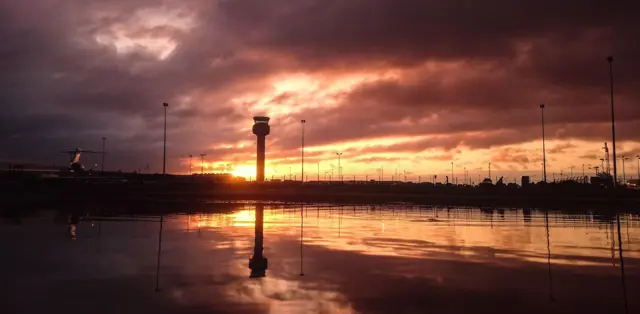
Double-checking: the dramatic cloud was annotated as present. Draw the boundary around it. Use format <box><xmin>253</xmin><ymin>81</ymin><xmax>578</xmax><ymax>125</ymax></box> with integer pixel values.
<box><xmin>1</xmin><ymin>0</ymin><xmax>639</xmax><ymax>178</ymax></box>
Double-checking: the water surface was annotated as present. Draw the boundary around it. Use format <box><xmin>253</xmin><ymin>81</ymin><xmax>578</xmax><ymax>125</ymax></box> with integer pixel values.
<box><xmin>1</xmin><ymin>204</ymin><xmax>638</xmax><ymax>313</ymax></box>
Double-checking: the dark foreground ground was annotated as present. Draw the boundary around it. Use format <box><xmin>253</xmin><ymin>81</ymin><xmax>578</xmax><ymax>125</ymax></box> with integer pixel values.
<box><xmin>4</xmin><ymin>177</ymin><xmax>640</xmax><ymax>212</ymax></box>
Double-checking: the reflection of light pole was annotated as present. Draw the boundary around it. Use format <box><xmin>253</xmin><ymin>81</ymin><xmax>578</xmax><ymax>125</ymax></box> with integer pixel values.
<box><xmin>336</xmin><ymin>152</ymin><xmax>343</xmax><ymax>182</ymax></box>
<box><xmin>155</xmin><ymin>215</ymin><xmax>164</xmax><ymax>292</ymax></box>
<box><xmin>163</xmin><ymin>102</ymin><xmax>169</xmax><ymax>175</ymax></box>
<box><xmin>616</xmin><ymin>213</ymin><xmax>629</xmax><ymax>313</ymax></box>
<box><xmin>301</xmin><ymin>120</ymin><xmax>306</xmax><ymax>182</ymax></box>
<box><xmin>540</xmin><ymin>104</ymin><xmax>547</xmax><ymax>182</ymax></box>
<box><xmin>200</xmin><ymin>153</ymin><xmax>206</xmax><ymax>174</ymax></box>
<box><xmin>101</xmin><ymin>137</ymin><xmax>106</xmax><ymax>174</ymax></box>
<box><xmin>545</xmin><ymin>212</ymin><xmax>555</xmax><ymax>302</ymax></box>
<box><xmin>300</xmin><ymin>205</ymin><xmax>304</xmax><ymax>276</ymax></box>
<box><xmin>607</xmin><ymin>56</ymin><xmax>618</xmax><ymax>187</ymax></box>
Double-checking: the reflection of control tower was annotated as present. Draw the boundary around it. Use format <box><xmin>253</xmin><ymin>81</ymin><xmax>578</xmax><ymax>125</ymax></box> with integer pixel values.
<box><xmin>252</xmin><ymin>116</ymin><xmax>270</xmax><ymax>182</ymax></box>
<box><xmin>249</xmin><ymin>204</ymin><xmax>268</xmax><ymax>277</ymax></box>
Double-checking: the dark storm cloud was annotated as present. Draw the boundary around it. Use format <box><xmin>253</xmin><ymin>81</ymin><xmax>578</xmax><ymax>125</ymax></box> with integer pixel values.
<box><xmin>0</xmin><ymin>0</ymin><xmax>269</xmax><ymax>170</ymax></box>
<box><xmin>215</xmin><ymin>0</ymin><xmax>640</xmax><ymax>152</ymax></box>
<box><xmin>1</xmin><ymin>0</ymin><xmax>639</xmax><ymax>170</ymax></box>
<box><xmin>219</xmin><ymin>0</ymin><xmax>639</xmax><ymax>67</ymax></box>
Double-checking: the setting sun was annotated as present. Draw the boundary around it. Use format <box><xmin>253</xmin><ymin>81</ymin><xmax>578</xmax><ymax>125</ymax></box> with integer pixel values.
<box><xmin>231</xmin><ymin>165</ymin><xmax>257</xmax><ymax>179</ymax></box>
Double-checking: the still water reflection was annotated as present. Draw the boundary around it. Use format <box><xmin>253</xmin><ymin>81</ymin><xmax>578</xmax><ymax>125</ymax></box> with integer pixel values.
<box><xmin>1</xmin><ymin>205</ymin><xmax>639</xmax><ymax>314</ymax></box>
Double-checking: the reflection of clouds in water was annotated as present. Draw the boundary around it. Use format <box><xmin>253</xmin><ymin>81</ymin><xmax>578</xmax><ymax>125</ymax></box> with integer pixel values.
<box><xmin>226</xmin><ymin>277</ymin><xmax>357</xmax><ymax>314</ymax></box>
<box><xmin>188</xmin><ymin>207</ymin><xmax>640</xmax><ymax>270</ymax></box>
<box><xmin>183</xmin><ymin>207</ymin><xmax>640</xmax><ymax>272</ymax></box>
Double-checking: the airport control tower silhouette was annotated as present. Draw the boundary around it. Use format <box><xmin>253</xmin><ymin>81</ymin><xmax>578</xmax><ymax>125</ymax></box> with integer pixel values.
<box><xmin>252</xmin><ymin>116</ymin><xmax>270</xmax><ymax>181</ymax></box>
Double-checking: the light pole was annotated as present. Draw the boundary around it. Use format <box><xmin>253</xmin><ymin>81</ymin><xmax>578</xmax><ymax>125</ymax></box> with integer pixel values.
<box><xmin>317</xmin><ymin>162</ymin><xmax>320</xmax><ymax>182</ymax></box>
<box><xmin>336</xmin><ymin>152</ymin><xmax>343</xmax><ymax>182</ymax></box>
<box><xmin>450</xmin><ymin>162</ymin><xmax>454</xmax><ymax>183</ymax></box>
<box><xmin>600</xmin><ymin>158</ymin><xmax>605</xmax><ymax>174</ymax></box>
<box><xmin>301</xmin><ymin>120</ymin><xmax>306</xmax><ymax>182</ymax></box>
<box><xmin>463</xmin><ymin>167</ymin><xmax>467</xmax><ymax>185</ymax></box>
<box><xmin>637</xmin><ymin>155</ymin><xmax>640</xmax><ymax>182</ymax></box>
<box><xmin>488</xmin><ymin>161</ymin><xmax>491</xmax><ymax>180</ymax></box>
<box><xmin>189</xmin><ymin>154</ymin><xmax>192</xmax><ymax>175</ymax></box>
<box><xmin>540</xmin><ymin>104</ymin><xmax>547</xmax><ymax>182</ymax></box>
<box><xmin>163</xmin><ymin>102</ymin><xmax>168</xmax><ymax>175</ymax></box>
<box><xmin>200</xmin><ymin>153</ymin><xmax>206</xmax><ymax>174</ymax></box>
<box><xmin>621</xmin><ymin>156</ymin><xmax>629</xmax><ymax>184</ymax></box>
<box><xmin>101</xmin><ymin>137</ymin><xmax>106</xmax><ymax>174</ymax></box>
<box><xmin>607</xmin><ymin>56</ymin><xmax>618</xmax><ymax>186</ymax></box>
<box><xmin>289</xmin><ymin>166</ymin><xmax>292</xmax><ymax>180</ymax></box>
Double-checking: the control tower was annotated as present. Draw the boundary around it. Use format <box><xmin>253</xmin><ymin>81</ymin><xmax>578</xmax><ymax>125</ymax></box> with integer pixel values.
<box><xmin>252</xmin><ymin>116</ymin><xmax>270</xmax><ymax>181</ymax></box>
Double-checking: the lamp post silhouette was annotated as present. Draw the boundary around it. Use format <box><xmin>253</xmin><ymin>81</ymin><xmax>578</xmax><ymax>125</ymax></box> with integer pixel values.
<box><xmin>253</xmin><ymin>116</ymin><xmax>270</xmax><ymax>181</ymax></box>
<box><xmin>301</xmin><ymin>120</ymin><xmax>305</xmax><ymax>182</ymax></box>
<box><xmin>621</xmin><ymin>156</ymin><xmax>629</xmax><ymax>184</ymax></box>
<box><xmin>463</xmin><ymin>167</ymin><xmax>466</xmax><ymax>185</ymax></box>
<box><xmin>200</xmin><ymin>153</ymin><xmax>206</xmax><ymax>174</ymax></box>
<box><xmin>189</xmin><ymin>155</ymin><xmax>192</xmax><ymax>175</ymax></box>
<box><xmin>540</xmin><ymin>104</ymin><xmax>547</xmax><ymax>182</ymax></box>
<box><xmin>636</xmin><ymin>155</ymin><xmax>640</xmax><ymax>181</ymax></box>
<box><xmin>162</xmin><ymin>102</ymin><xmax>168</xmax><ymax>175</ymax></box>
<box><xmin>451</xmin><ymin>162</ymin><xmax>454</xmax><ymax>184</ymax></box>
<box><xmin>101</xmin><ymin>137</ymin><xmax>106</xmax><ymax>174</ymax></box>
<box><xmin>607</xmin><ymin>56</ymin><xmax>618</xmax><ymax>186</ymax></box>
<box><xmin>336</xmin><ymin>152</ymin><xmax>343</xmax><ymax>182</ymax></box>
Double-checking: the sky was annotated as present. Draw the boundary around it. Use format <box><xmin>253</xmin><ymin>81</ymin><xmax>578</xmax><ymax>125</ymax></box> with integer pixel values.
<box><xmin>1</xmin><ymin>0</ymin><xmax>639</xmax><ymax>182</ymax></box>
